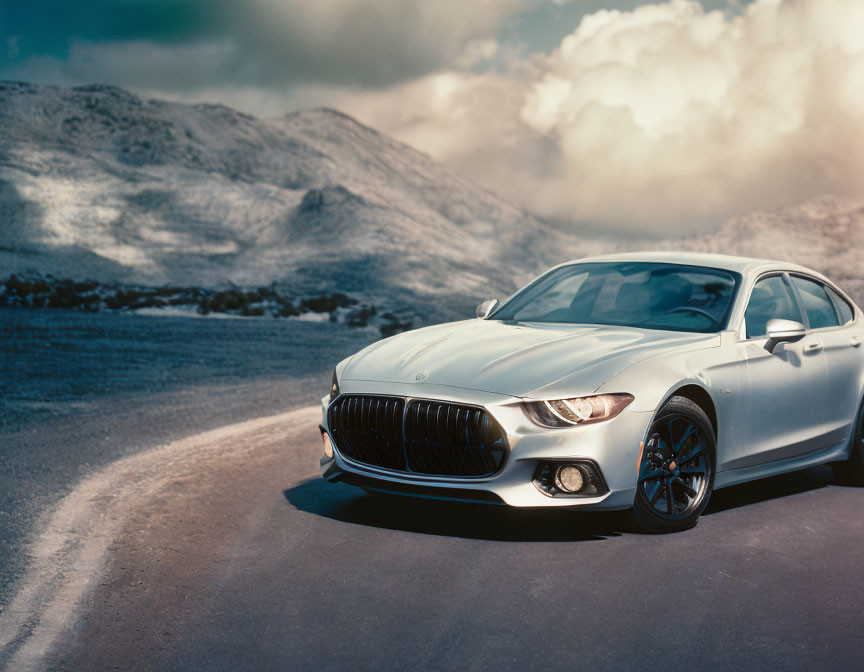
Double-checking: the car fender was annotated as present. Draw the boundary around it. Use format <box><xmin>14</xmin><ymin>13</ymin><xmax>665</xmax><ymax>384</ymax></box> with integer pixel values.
<box><xmin>594</xmin><ymin>331</ymin><xmax>735</xmax><ymax>415</ymax></box>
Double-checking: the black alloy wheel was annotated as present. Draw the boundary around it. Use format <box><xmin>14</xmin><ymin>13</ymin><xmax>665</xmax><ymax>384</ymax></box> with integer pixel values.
<box><xmin>631</xmin><ymin>396</ymin><xmax>716</xmax><ymax>533</ymax></box>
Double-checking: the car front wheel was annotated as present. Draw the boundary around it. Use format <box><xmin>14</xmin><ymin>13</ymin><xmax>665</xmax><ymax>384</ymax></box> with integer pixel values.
<box><xmin>631</xmin><ymin>396</ymin><xmax>716</xmax><ymax>534</ymax></box>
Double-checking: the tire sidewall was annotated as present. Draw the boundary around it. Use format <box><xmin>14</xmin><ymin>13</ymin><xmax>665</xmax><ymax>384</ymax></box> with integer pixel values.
<box><xmin>851</xmin><ymin>401</ymin><xmax>864</xmax><ymax>469</ymax></box>
<box><xmin>834</xmin><ymin>397</ymin><xmax>864</xmax><ymax>485</ymax></box>
<box><xmin>632</xmin><ymin>396</ymin><xmax>717</xmax><ymax>533</ymax></box>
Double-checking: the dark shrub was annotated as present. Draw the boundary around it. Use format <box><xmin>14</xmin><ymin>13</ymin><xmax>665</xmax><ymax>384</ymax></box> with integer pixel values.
<box><xmin>6</xmin><ymin>274</ymin><xmax>33</xmax><ymax>297</ymax></box>
<box><xmin>277</xmin><ymin>302</ymin><xmax>300</xmax><ymax>317</ymax></box>
<box><xmin>105</xmin><ymin>289</ymin><xmax>144</xmax><ymax>310</ymax></box>
<box><xmin>80</xmin><ymin>294</ymin><xmax>101</xmax><ymax>312</ymax></box>
<box><xmin>48</xmin><ymin>284</ymin><xmax>83</xmax><ymax>309</ymax></box>
<box><xmin>300</xmin><ymin>292</ymin><xmax>357</xmax><ymax>313</ymax></box>
<box><xmin>242</xmin><ymin>305</ymin><xmax>266</xmax><ymax>317</ymax></box>
<box><xmin>345</xmin><ymin>305</ymin><xmax>377</xmax><ymax>327</ymax></box>
<box><xmin>32</xmin><ymin>279</ymin><xmax>51</xmax><ymax>295</ymax></box>
<box><xmin>73</xmin><ymin>280</ymin><xmax>99</xmax><ymax>293</ymax></box>
<box><xmin>257</xmin><ymin>286</ymin><xmax>279</xmax><ymax>300</ymax></box>
<box><xmin>209</xmin><ymin>290</ymin><xmax>248</xmax><ymax>313</ymax></box>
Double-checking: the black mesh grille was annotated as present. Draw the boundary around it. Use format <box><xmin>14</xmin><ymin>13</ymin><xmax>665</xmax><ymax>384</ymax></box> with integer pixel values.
<box><xmin>328</xmin><ymin>395</ymin><xmax>507</xmax><ymax>478</ymax></box>
<box><xmin>404</xmin><ymin>399</ymin><xmax>507</xmax><ymax>476</ymax></box>
<box><xmin>328</xmin><ymin>395</ymin><xmax>406</xmax><ymax>471</ymax></box>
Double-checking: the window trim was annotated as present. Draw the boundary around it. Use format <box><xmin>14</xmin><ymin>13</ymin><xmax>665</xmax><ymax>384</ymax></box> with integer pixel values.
<box><xmin>824</xmin><ymin>284</ymin><xmax>855</xmax><ymax>327</ymax></box>
<box><xmin>738</xmin><ymin>270</ymin><xmax>856</xmax><ymax>342</ymax></box>
<box><xmin>739</xmin><ymin>272</ymin><xmax>804</xmax><ymax>341</ymax></box>
<box><xmin>786</xmin><ymin>273</ymin><xmax>844</xmax><ymax>333</ymax></box>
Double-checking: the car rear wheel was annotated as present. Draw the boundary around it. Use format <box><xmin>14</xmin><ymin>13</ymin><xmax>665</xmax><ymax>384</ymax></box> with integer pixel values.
<box><xmin>631</xmin><ymin>396</ymin><xmax>716</xmax><ymax>534</ymax></box>
<box><xmin>832</xmin><ymin>398</ymin><xmax>864</xmax><ymax>486</ymax></box>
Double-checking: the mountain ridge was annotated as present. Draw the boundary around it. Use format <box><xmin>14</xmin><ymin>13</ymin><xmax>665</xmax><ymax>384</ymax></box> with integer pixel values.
<box><xmin>0</xmin><ymin>80</ymin><xmax>575</xmax><ymax>320</ymax></box>
<box><xmin>2</xmin><ymin>81</ymin><xmax>863</xmax><ymax>318</ymax></box>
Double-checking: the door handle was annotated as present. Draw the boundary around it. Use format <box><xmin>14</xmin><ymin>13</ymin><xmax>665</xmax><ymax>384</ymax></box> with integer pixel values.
<box><xmin>804</xmin><ymin>341</ymin><xmax>823</xmax><ymax>353</ymax></box>
<box><xmin>852</xmin><ymin>336</ymin><xmax>861</xmax><ymax>348</ymax></box>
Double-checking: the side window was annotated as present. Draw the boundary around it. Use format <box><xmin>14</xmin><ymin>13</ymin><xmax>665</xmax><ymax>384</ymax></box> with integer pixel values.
<box><xmin>790</xmin><ymin>276</ymin><xmax>839</xmax><ymax>330</ymax></box>
<box><xmin>744</xmin><ymin>275</ymin><xmax>803</xmax><ymax>338</ymax></box>
<box><xmin>826</xmin><ymin>286</ymin><xmax>854</xmax><ymax>325</ymax></box>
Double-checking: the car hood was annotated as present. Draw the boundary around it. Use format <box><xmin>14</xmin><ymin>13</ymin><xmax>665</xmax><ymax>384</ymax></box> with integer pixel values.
<box><xmin>342</xmin><ymin>319</ymin><xmax>717</xmax><ymax>398</ymax></box>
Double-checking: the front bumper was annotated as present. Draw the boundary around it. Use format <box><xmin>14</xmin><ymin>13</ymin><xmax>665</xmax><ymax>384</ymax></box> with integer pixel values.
<box><xmin>319</xmin><ymin>380</ymin><xmax>650</xmax><ymax>510</ymax></box>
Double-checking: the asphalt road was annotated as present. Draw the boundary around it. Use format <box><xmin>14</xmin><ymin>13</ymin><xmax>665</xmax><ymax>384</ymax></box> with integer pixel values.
<box><xmin>4</xmin><ymin>310</ymin><xmax>864</xmax><ymax>670</ymax></box>
<box><xmin>5</xmin><ymin>407</ymin><xmax>863</xmax><ymax>671</ymax></box>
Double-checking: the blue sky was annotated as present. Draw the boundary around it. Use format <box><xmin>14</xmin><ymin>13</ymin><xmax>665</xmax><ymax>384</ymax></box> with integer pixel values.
<box><xmin>505</xmin><ymin>0</ymin><xmax>743</xmax><ymax>52</ymax></box>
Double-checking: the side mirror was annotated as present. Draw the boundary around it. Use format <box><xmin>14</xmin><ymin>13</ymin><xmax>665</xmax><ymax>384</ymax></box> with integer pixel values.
<box><xmin>476</xmin><ymin>298</ymin><xmax>499</xmax><ymax>319</ymax></box>
<box><xmin>765</xmin><ymin>318</ymin><xmax>806</xmax><ymax>353</ymax></box>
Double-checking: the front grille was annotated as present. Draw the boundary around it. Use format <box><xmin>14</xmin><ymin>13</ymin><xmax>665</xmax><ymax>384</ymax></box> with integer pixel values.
<box><xmin>328</xmin><ymin>395</ymin><xmax>508</xmax><ymax>478</ymax></box>
<box><xmin>404</xmin><ymin>399</ymin><xmax>507</xmax><ymax>477</ymax></box>
<box><xmin>328</xmin><ymin>395</ymin><xmax>406</xmax><ymax>471</ymax></box>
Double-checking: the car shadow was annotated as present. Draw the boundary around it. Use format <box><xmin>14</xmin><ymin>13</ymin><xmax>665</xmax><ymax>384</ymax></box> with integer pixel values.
<box><xmin>704</xmin><ymin>464</ymin><xmax>834</xmax><ymax>515</ymax></box>
<box><xmin>285</xmin><ymin>464</ymin><xmax>837</xmax><ymax>541</ymax></box>
<box><xmin>283</xmin><ymin>479</ymin><xmax>626</xmax><ymax>542</ymax></box>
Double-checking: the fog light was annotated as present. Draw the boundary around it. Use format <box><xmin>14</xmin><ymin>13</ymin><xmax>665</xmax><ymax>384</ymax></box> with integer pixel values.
<box><xmin>322</xmin><ymin>432</ymin><xmax>334</xmax><ymax>458</ymax></box>
<box><xmin>533</xmin><ymin>460</ymin><xmax>607</xmax><ymax>498</ymax></box>
<box><xmin>554</xmin><ymin>464</ymin><xmax>585</xmax><ymax>493</ymax></box>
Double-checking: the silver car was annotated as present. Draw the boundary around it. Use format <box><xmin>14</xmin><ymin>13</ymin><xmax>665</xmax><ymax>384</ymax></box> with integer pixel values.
<box><xmin>319</xmin><ymin>252</ymin><xmax>864</xmax><ymax>532</ymax></box>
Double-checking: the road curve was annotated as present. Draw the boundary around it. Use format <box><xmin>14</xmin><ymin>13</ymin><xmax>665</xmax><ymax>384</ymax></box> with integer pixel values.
<box><xmin>4</xmin><ymin>405</ymin><xmax>864</xmax><ymax>670</ymax></box>
<box><xmin>0</xmin><ymin>407</ymin><xmax>318</xmax><ymax>671</ymax></box>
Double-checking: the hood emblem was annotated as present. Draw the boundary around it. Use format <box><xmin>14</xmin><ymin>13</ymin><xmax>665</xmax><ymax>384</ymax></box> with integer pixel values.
<box><xmin>414</xmin><ymin>372</ymin><xmax>428</xmax><ymax>381</ymax></box>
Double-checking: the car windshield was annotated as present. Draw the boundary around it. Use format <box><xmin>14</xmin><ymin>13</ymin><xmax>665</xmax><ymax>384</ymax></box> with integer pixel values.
<box><xmin>491</xmin><ymin>262</ymin><xmax>739</xmax><ymax>333</ymax></box>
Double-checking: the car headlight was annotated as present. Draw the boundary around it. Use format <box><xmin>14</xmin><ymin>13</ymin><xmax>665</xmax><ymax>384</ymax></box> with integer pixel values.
<box><xmin>329</xmin><ymin>368</ymin><xmax>340</xmax><ymax>401</ymax></box>
<box><xmin>524</xmin><ymin>394</ymin><xmax>634</xmax><ymax>427</ymax></box>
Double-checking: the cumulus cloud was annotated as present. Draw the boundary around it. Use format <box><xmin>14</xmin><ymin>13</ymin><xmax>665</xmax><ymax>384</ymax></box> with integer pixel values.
<box><xmin>341</xmin><ymin>0</ymin><xmax>864</xmax><ymax>232</ymax></box>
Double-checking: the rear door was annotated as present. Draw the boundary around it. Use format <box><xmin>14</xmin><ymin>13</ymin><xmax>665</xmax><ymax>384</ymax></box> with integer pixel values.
<box><xmin>723</xmin><ymin>273</ymin><xmax>829</xmax><ymax>470</ymax></box>
<box><xmin>789</xmin><ymin>275</ymin><xmax>864</xmax><ymax>443</ymax></box>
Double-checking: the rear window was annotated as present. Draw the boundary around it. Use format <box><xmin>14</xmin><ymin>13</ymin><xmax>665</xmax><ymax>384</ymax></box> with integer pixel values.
<box><xmin>826</xmin><ymin>286</ymin><xmax>854</xmax><ymax>325</ymax></box>
<box><xmin>790</xmin><ymin>276</ymin><xmax>839</xmax><ymax>330</ymax></box>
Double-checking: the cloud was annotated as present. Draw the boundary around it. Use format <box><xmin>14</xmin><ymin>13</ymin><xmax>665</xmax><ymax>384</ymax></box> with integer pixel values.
<box><xmin>338</xmin><ymin>0</ymin><xmax>864</xmax><ymax>233</ymax></box>
<box><xmin>4</xmin><ymin>0</ymin><xmax>862</xmax><ymax>234</ymax></box>
<box><xmin>1</xmin><ymin>0</ymin><xmax>537</xmax><ymax>88</ymax></box>
<box><xmin>5</xmin><ymin>40</ymin><xmax>240</xmax><ymax>90</ymax></box>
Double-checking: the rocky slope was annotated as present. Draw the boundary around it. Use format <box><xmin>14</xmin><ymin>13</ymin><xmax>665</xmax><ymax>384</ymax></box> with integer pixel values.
<box><xmin>0</xmin><ymin>81</ymin><xmax>583</xmax><ymax>320</ymax></box>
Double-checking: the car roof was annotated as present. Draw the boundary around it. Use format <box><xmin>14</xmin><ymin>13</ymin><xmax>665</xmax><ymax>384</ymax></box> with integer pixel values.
<box><xmin>560</xmin><ymin>251</ymin><xmax>824</xmax><ymax>279</ymax></box>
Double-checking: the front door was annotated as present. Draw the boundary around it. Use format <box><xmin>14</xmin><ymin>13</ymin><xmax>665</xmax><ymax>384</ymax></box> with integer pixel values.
<box><xmin>721</xmin><ymin>274</ymin><xmax>828</xmax><ymax>470</ymax></box>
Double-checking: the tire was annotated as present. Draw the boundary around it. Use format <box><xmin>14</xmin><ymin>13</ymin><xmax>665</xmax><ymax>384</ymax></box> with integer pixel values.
<box><xmin>630</xmin><ymin>396</ymin><xmax>716</xmax><ymax>534</ymax></box>
<box><xmin>832</xmin><ymin>399</ymin><xmax>864</xmax><ymax>486</ymax></box>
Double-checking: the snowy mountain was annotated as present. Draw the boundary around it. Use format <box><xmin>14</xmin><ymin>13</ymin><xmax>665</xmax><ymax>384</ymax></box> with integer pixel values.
<box><xmin>2</xmin><ymin>81</ymin><xmax>863</xmax><ymax>319</ymax></box>
<box><xmin>0</xmin><ymin>81</ymin><xmax>582</xmax><ymax>319</ymax></box>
